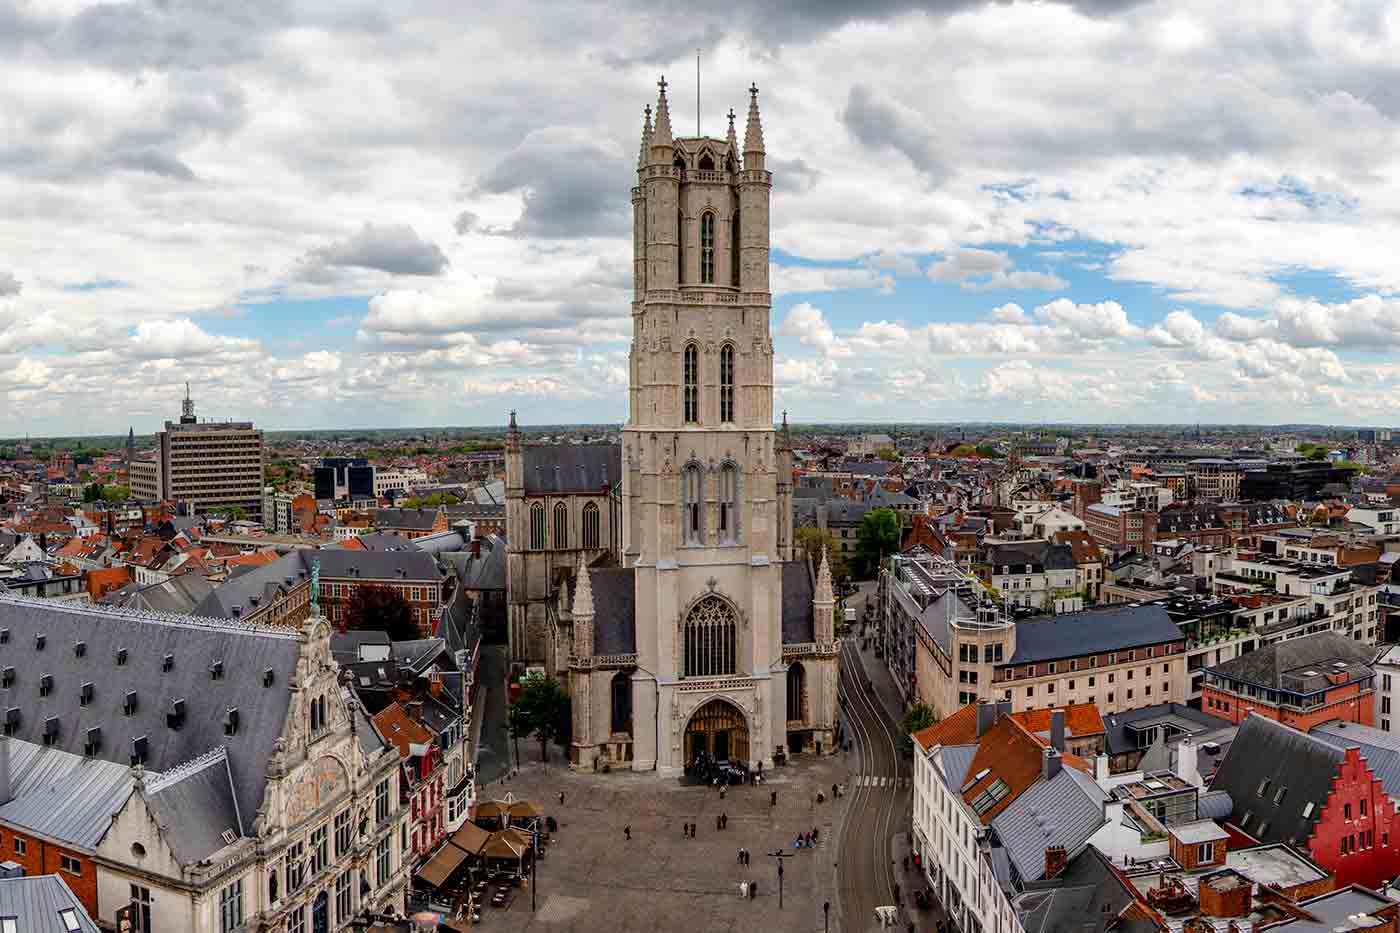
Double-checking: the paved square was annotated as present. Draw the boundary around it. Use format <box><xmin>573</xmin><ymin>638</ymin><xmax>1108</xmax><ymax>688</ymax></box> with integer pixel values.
<box><xmin>479</xmin><ymin>752</ymin><xmax>859</xmax><ymax>931</ymax></box>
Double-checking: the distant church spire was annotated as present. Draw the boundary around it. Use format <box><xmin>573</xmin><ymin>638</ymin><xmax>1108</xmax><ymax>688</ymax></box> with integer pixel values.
<box><xmin>638</xmin><ymin>104</ymin><xmax>653</xmax><ymax>168</ymax></box>
<box><xmin>743</xmin><ymin>82</ymin><xmax>765</xmax><ymax>169</ymax></box>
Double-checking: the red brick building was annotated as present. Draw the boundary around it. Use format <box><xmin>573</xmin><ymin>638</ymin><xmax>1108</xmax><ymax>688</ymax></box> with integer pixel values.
<box><xmin>1200</xmin><ymin>632</ymin><xmax>1375</xmax><ymax>731</ymax></box>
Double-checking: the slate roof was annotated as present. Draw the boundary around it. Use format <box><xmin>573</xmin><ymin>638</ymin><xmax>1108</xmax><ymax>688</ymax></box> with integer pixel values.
<box><xmin>1100</xmin><ymin>702</ymin><xmax>1233</xmax><ymax>757</ymax></box>
<box><xmin>521</xmin><ymin>445</ymin><xmax>620</xmax><ymax>494</ymax></box>
<box><xmin>441</xmin><ymin>534</ymin><xmax>507</xmax><ymax>592</ymax></box>
<box><xmin>0</xmin><ymin>738</ymin><xmax>133</xmax><ymax>850</ymax></box>
<box><xmin>0</xmin><ymin>594</ymin><xmax>300</xmax><ymax>826</ymax></box>
<box><xmin>355</xmin><ymin>531</ymin><xmax>417</xmax><ymax>551</ymax></box>
<box><xmin>589</xmin><ymin>567</ymin><xmax>636</xmax><ymax>655</ymax></box>
<box><xmin>988</xmin><ymin>542</ymin><xmax>1076</xmax><ymax>573</ymax></box>
<box><xmin>144</xmin><ymin>747</ymin><xmax>243</xmax><ymax>864</ymax></box>
<box><xmin>1206</xmin><ymin>631</ymin><xmax>1375</xmax><ymax>691</ymax></box>
<box><xmin>1310</xmin><ymin>720</ymin><xmax>1400</xmax><ymax>799</ymax></box>
<box><xmin>1009</xmin><ymin>604</ymin><xmax>1182</xmax><ymax>665</ymax></box>
<box><xmin>0</xmin><ymin>875</ymin><xmax>99</xmax><ymax>932</ymax></box>
<box><xmin>825</xmin><ymin>499</ymin><xmax>871</xmax><ymax>524</ymax></box>
<box><xmin>992</xmin><ymin>765</ymin><xmax>1107</xmax><ymax>884</ymax></box>
<box><xmin>1209</xmin><ymin>713</ymin><xmax>1343</xmax><ymax>847</ymax></box>
<box><xmin>99</xmin><ymin>574</ymin><xmax>216</xmax><ymax>614</ymax></box>
<box><xmin>373</xmin><ymin>509</ymin><xmax>442</xmax><ymax>532</ymax></box>
<box><xmin>781</xmin><ymin>560</ymin><xmax>815</xmax><ymax>644</ymax></box>
<box><xmin>915</xmin><ymin>702</ymin><xmax>1104</xmax><ymax>752</ymax></box>
<box><xmin>1015</xmin><ymin>846</ymin><xmax>1148</xmax><ymax>933</ymax></box>
<box><xmin>193</xmin><ymin>548</ymin><xmax>441</xmax><ymax>620</ymax></box>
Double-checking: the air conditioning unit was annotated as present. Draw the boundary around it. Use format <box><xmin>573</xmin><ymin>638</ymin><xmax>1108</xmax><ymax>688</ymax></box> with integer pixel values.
<box><xmin>0</xmin><ymin>861</ymin><xmax>22</xmax><ymax>879</ymax></box>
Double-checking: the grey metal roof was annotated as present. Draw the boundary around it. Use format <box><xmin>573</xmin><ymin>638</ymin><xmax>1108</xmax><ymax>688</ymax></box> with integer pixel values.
<box><xmin>1264</xmin><ymin>886</ymin><xmax>1397</xmax><ymax>933</ymax></box>
<box><xmin>781</xmin><ymin>561</ymin><xmax>814</xmax><ymax>644</ymax></box>
<box><xmin>590</xmin><ymin>567</ymin><xmax>635</xmax><ymax>655</ymax></box>
<box><xmin>0</xmin><ymin>594</ymin><xmax>300</xmax><ymax>826</ymax></box>
<box><xmin>411</xmin><ymin>528</ymin><xmax>470</xmax><ymax>555</ymax></box>
<box><xmin>1197</xmin><ymin>789</ymin><xmax>1234</xmax><ymax>821</ymax></box>
<box><xmin>1009</xmin><ymin>604</ymin><xmax>1182</xmax><ymax>665</ymax></box>
<box><xmin>522</xmin><ymin>445</ymin><xmax>620</xmax><ymax>494</ymax></box>
<box><xmin>1206</xmin><ymin>632</ymin><xmax>1375</xmax><ymax>690</ymax></box>
<box><xmin>1015</xmin><ymin>847</ymin><xmax>1147</xmax><ymax>933</ymax></box>
<box><xmin>355</xmin><ymin>531</ymin><xmax>417</xmax><ymax>551</ymax></box>
<box><xmin>940</xmin><ymin>744</ymin><xmax>977</xmax><ymax>791</ymax></box>
<box><xmin>0</xmin><ymin>875</ymin><xmax>100</xmax><ymax>932</ymax></box>
<box><xmin>0</xmin><ymin>738</ymin><xmax>132</xmax><ymax>850</ymax></box>
<box><xmin>144</xmin><ymin>747</ymin><xmax>243</xmax><ymax>865</ymax></box>
<box><xmin>1210</xmin><ymin>713</ymin><xmax>1342</xmax><ymax>847</ymax></box>
<box><xmin>440</xmin><ymin>535</ymin><xmax>506</xmax><ymax>592</ymax></box>
<box><xmin>1310</xmin><ymin>720</ymin><xmax>1400</xmax><ymax>798</ymax></box>
<box><xmin>1100</xmin><ymin>702</ymin><xmax>1232</xmax><ymax>756</ymax></box>
<box><xmin>100</xmin><ymin>574</ymin><xmax>215</xmax><ymax>614</ymax></box>
<box><xmin>373</xmin><ymin>509</ymin><xmax>441</xmax><ymax>531</ymax></box>
<box><xmin>991</xmin><ymin>765</ymin><xmax>1106</xmax><ymax>883</ymax></box>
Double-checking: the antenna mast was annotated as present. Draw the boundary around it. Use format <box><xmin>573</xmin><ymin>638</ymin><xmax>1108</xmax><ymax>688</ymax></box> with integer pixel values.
<box><xmin>696</xmin><ymin>48</ymin><xmax>701</xmax><ymax>136</ymax></box>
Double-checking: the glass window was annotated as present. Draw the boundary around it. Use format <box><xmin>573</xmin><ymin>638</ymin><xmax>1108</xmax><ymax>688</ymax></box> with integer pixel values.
<box><xmin>553</xmin><ymin>502</ymin><xmax>568</xmax><ymax>550</ymax></box>
<box><xmin>683</xmin><ymin>344</ymin><xmax>699</xmax><ymax>423</ymax></box>
<box><xmin>731</xmin><ymin>210</ymin><xmax>741</xmax><ymax>287</ymax></box>
<box><xmin>336</xmin><ymin>869</ymin><xmax>353</xmax><ymax>922</ymax></box>
<box><xmin>219</xmin><ymin>878</ymin><xmax>244</xmax><ymax>933</ymax></box>
<box><xmin>376</xmin><ymin>779</ymin><xmax>390</xmax><ymax>824</ymax></box>
<box><xmin>700</xmin><ymin>212</ymin><xmax>715</xmax><ymax>283</ymax></box>
<box><xmin>376</xmin><ymin>836</ymin><xmax>391</xmax><ymax>888</ymax></box>
<box><xmin>529</xmin><ymin>502</ymin><xmax>545</xmax><ymax>550</ymax></box>
<box><xmin>335</xmin><ymin>809</ymin><xmax>353</xmax><ymax>858</ymax></box>
<box><xmin>719</xmin><ymin>344</ymin><xmax>735</xmax><ymax>423</ymax></box>
<box><xmin>582</xmin><ymin>502</ymin><xmax>600</xmax><ymax>550</ymax></box>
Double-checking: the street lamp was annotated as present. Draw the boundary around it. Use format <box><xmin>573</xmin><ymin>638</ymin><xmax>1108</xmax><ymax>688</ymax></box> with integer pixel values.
<box><xmin>823</xmin><ymin>899</ymin><xmax>830</xmax><ymax>933</ymax></box>
<box><xmin>767</xmin><ymin>850</ymin><xmax>794</xmax><ymax>910</ymax></box>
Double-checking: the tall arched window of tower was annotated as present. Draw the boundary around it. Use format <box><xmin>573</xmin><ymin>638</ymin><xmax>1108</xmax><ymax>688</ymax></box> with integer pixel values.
<box><xmin>683</xmin><ymin>595</ymin><xmax>737</xmax><ymax>677</ymax></box>
<box><xmin>718</xmin><ymin>462</ymin><xmax>740</xmax><ymax>543</ymax></box>
<box><xmin>582</xmin><ymin>501</ymin><xmax>600</xmax><ymax>550</ymax></box>
<box><xmin>719</xmin><ymin>344</ymin><xmax>735</xmax><ymax>424</ymax></box>
<box><xmin>731</xmin><ymin>210</ymin><xmax>741</xmax><ymax>287</ymax></box>
<box><xmin>553</xmin><ymin>501</ymin><xmax>568</xmax><ymax>550</ymax></box>
<box><xmin>529</xmin><ymin>502</ymin><xmax>546</xmax><ymax>550</ymax></box>
<box><xmin>682</xmin><ymin>463</ymin><xmax>704</xmax><ymax>545</ymax></box>
<box><xmin>683</xmin><ymin>343</ymin><xmax>699</xmax><ymax>424</ymax></box>
<box><xmin>677</xmin><ymin>209</ymin><xmax>685</xmax><ymax>285</ymax></box>
<box><xmin>700</xmin><ymin>212</ymin><xmax>715</xmax><ymax>284</ymax></box>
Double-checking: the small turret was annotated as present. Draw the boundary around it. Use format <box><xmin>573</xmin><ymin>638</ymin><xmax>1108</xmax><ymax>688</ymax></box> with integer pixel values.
<box><xmin>571</xmin><ymin>554</ymin><xmax>594</xmax><ymax>660</ymax></box>
<box><xmin>743</xmin><ymin>83</ymin><xmax>765</xmax><ymax>171</ymax></box>
<box><xmin>638</xmin><ymin>104</ymin><xmax>652</xmax><ymax>169</ymax></box>
<box><xmin>814</xmin><ymin>548</ymin><xmax>835</xmax><ymax>644</ymax></box>
<box><xmin>650</xmin><ymin>75</ymin><xmax>675</xmax><ymax>162</ymax></box>
<box><xmin>725</xmin><ymin>107</ymin><xmax>738</xmax><ymax>159</ymax></box>
<box><xmin>506</xmin><ymin>409</ymin><xmax>520</xmax><ymax>452</ymax></box>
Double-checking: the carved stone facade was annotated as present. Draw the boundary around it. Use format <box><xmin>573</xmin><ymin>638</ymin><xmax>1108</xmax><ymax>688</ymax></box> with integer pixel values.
<box><xmin>559</xmin><ymin>80</ymin><xmax>836</xmax><ymax>774</ymax></box>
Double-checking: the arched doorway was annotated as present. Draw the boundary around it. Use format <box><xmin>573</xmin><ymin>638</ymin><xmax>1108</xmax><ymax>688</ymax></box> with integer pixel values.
<box><xmin>312</xmin><ymin>890</ymin><xmax>329</xmax><ymax>933</ymax></box>
<box><xmin>685</xmin><ymin>698</ymin><xmax>749</xmax><ymax>765</ymax></box>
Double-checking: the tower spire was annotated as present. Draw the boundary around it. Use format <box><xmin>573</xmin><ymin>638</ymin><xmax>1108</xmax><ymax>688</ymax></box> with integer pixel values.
<box><xmin>743</xmin><ymin>82</ymin><xmax>765</xmax><ymax>170</ymax></box>
<box><xmin>572</xmin><ymin>554</ymin><xmax>594</xmax><ymax>620</ymax></box>
<box><xmin>638</xmin><ymin>104</ymin><xmax>653</xmax><ymax>168</ymax></box>
<box><xmin>816</xmin><ymin>547</ymin><xmax>834</xmax><ymax>605</ymax></box>
<box><xmin>651</xmin><ymin>75</ymin><xmax>674</xmax><ymax>154</ymax></box>
<box><xmin>726</xmin><ymin>107</ymin><xmax>738</xmax><ymax>153</ymax></box>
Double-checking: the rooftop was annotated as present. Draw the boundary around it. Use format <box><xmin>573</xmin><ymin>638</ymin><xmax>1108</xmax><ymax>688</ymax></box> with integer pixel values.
<box><xmin>1009</xmin><ymin>604</ymin><xmax>1183</xmax><ymax>665</ymax></box>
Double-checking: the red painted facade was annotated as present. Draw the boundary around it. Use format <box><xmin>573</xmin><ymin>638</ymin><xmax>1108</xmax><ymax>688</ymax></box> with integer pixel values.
<box><xmin>1303</xmin><ymin>747</ymin><xmax>1400</xmax><ymax>889</ymax></box>
<box><xmin>1201</xmin><ymin>681</ymin><xmax>1373</xmax><ymax>731</ymax></box>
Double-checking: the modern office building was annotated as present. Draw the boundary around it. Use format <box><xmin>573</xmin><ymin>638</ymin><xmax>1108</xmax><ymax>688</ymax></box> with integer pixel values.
<box><xmin>134</xmin><ymin>385</ymin><xmax>266</xmax><ymax>519</ymax></box>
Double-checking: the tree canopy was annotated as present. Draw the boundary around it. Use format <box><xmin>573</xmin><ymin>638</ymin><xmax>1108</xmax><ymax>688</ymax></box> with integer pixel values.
<box><xmin>898</xmin><ymin>703</ymin><xmax>937</xmax><ymax>757</ymax></box>
<box><xmin>853</xmin><ymin>507</ymin><xmax>901</xmax><ymax>579</ymax></box>
<box><xmin>794</xmin><ymin>526</ymin><xmax>848</xmax><ymax>580</ymax></box>
<box><xmin>509</xmin><ymin>675</ymin><xmax>572</xmax><ymax>763</ymax></box>
<box><xmin>342</xmin><ymin>583</ymin><xmax>419</xmax><ymax>641</ymax></box>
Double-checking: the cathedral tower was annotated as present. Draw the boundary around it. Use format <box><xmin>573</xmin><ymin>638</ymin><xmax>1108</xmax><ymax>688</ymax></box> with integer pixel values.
<box><xmin>614</xmin><ymin>79</ymin><xmax>823</xmax><ymax>774</ymax></box>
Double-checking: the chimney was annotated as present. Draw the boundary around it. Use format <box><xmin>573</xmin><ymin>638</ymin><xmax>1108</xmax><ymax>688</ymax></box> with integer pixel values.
<box><xmin>0</xmin><ymin>737</ymin><xmax>11</xmax><ymax>806</ymax></box>
<box><xmin>407</xmin><ymin>700</ymin><xmax>424</xmax><ymax>722</ymax></box>
<box><xmin>975</xmin><ymin>701</ymin><xmax>999</xmax><ymax>737</ymax></box>
<box><xmin>471</xmin><ymin>537</ymin><xmax>481</xmax><ymax>559</ymax></box>
<box><xmin>1044</xmin><ymin>845</ymin><xmax>1068</xmax><ymax>879</ymax></box>
<box><xmin>1050</xmin><ymin>709</ymin><xmax>1066</xmax><ymax>752</ymax></box>
<box><xmin>1042</xmin><ymin>746</ymin><xmax>1062</xmax><ymax>781</ymax></box>
<box><xmin>996</xmin><ymin>699</ymin><xmax>1013</xmax><ymax>720</ymax></box>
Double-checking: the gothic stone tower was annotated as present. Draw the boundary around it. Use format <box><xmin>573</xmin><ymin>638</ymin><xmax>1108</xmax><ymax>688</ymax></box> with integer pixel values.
<box><xmin>578</xmin><ymin>78</ymin><xmax>831</xmax><ymax>774</ymax></box>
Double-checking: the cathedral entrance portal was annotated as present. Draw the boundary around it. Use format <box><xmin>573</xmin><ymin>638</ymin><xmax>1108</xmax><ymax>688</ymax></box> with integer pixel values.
<box><xmin>685</xmin><ymin>698</ymin><xmax>750</xmax><ymax>765</ymax></box>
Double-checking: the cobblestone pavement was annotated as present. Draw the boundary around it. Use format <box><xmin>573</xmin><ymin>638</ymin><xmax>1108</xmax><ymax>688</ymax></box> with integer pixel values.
<box><xmin>477</xmin><ymin>753</ymin><xmax>856</xmax><ymax>931</ymax></box>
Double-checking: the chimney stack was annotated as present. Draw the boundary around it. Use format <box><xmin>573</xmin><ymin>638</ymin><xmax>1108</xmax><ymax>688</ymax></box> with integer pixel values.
<box><xmin>1044</xmin><ymin>845</ymin><xmax>1068</xmax><ymax>879</ymax></box>
<box><xmin>1050</xmin><ymin>709</ymin><xmax>1066</xmax><ymax>752</ymax></box>
<box><xmin>975</xmin><ymin>701</ymin><xmax>999</xmax><ymax>737</ymax></box>
<box><xmin>1042</xmin><ymin>746</ymin><xmax>1062</xmax><ymax>781</ymax></box>
<box><xmin>471</xmin><ymin>537</ymin><xmax>481</xmax><ymax>560</ymax></box>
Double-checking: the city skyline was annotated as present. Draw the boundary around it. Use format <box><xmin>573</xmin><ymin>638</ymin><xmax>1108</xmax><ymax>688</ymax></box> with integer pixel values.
<box><xmin>5</xmin><ymin>2</ymin><xmax>1400</xmax><ymax>433</ymax></box>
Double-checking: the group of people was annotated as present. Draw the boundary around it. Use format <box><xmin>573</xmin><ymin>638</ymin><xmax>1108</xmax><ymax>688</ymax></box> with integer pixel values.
<box><xmin>793</xmin><ymin>827</ymin><xmax>820</xmax><ymax>849</ymax></box>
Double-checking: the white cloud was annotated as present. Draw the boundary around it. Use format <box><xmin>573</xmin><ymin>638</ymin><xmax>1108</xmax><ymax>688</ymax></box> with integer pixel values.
<box><xmin>927</xmin><ymin>248</ymin><xmax>1066</xmax><ymax>291</ymax></box>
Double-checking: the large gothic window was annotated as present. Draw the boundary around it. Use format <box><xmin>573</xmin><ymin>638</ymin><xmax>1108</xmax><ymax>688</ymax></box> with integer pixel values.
<box><xmin>582</xmin><ymin>501</ymin><xmax>600</xmax><ymax>550</ymax></box>
<box><xmin>529</xmin><ymin>502</ymin><xmax>546</xmax><ymax>550</ymax></box>
<box><xmin>719</xmin><ymin>344</ymin><xmax>735</xmax><ymax>423</ymax></box>
<box><xmin>731</xmin><ymin>209</ymin><xmax>741</xmax><ymax>287</ymax></box>
<box><xmin>700</xmin><ymin>212</ymin><xmax>715</xmax><ymax>284</ymax></box>
<box><xmin>553</xmin><ymin>501</ymin><xmax>568</xmax><ymax>550</ymax></box>
<box><xmin>682</xmin><ymin>463</ymin><xmax>704</xmax><ymax>545</ymax></box>
<box><xmin>683</xmin><ymin>596</ymin><xmax>737</xmax><ymax>677</ymax></box>
<box><xmin>683</xmin><ymin>343</ymin><xmax>699</xmax><ymax>424</ymax></box>
<box><xmin>610</xmin><ymin>671</ymin><xmax>633</xmax><ymax>735</ymax></box>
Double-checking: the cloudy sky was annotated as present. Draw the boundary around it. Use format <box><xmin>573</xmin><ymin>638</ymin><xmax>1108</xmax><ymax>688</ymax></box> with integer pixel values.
<box><xmin>4</xmin><ymin>0</ymin><xmax>1400</xmax><ymax>435</ymax></box>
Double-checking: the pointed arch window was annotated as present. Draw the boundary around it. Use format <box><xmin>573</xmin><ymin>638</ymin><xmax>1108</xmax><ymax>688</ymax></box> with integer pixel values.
<box><xmin>698</xmin><ymin>151</ymin><xmax>715</xmax><ymax>171</ymax></box>
<box><xmin>700</xmin><ymin>212</ymin><xmax>715</xmax><ymax>284</ymax></box>
<box><xmin>683</xmin><ymin>463</ymin><xmax>704</xmax><ymax>545</ymax></box>
<box><xmin>683</xmin><ymin>595</ymin><xmax>737</xmax><ymax>677</ymax></box>
<box><xmin>610</xmin><ymin>671</ymin><xmax>633</xmax><ymax>735</ymax></box>
<box><xmin>719</xmin><ymin>344</ymin><xmax>735</xmax><ymax>423</ymax></box>
<box><xmin>677</xmin><ymin>209</ymin><xmax>685</xmax><ymax>285</ymax></box>
<box><xmin>553</xmin><ymin>501</ymin><xmax>568</xmax><ymax>550</ymax></box>
<box><xmin>731</xmin><ymin>209</ymin><xmax>741</xmax><ymax>287</ymax></box>
<box><xmin>719</xmin><ymin>462</ymin><xmax>739</xmax><ymax>543</ymax></box>
<box><xmin>683</xmin><ymin>343</ymin><xmax>699</xmax><ymax>424</ymax></box>
<box><xmin>529</xmin><ymin>502</ymin><xmax>546</xmax><ymax>550</ymax></box>
<box><xmin>582</xmin><ymin>501</ymin><xmax>600</xmax><ymax>550</ymax></box>
<box><xmin>787</xmin><ymin>662</ymin><xmax>807</xmax><ymax>722</ymax></box>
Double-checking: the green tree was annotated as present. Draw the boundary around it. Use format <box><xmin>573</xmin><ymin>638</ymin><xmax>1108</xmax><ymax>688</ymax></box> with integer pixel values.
<box><xmin>854</xmin><ymin>507</ymin><xmax>901</xmax><ymax>579</ymax></box>
<box><xmin>343</xmin><ymin>583</ymin><xmax>419</xmax><ymax>641</ymax></box>
<box><xmin>898</xmin><ymin>703</ymin><xmax>937</xmax><ymax>757</ymax></box>
<box><xmin>82</xmin><ymin>483</ymin><xmax>106</xmax><ymax>503</ymax></box>
<box><xmin>101</xmin><ymin>485</ymin><xmax>130</xmax><ymax>502</ymax></box>
<box><xmin>794</xmin><ymin>526</ymin><xmax>847</xmax><ymax>579</ymax></box>
<box><xmin>509</xmin><ymin>675</ymin><xmax>572</xmax><ymax>763</ymax></box>
<box><xmin>873</xmin><ymin>446</ymin><xmax>899</xmax><ymax>461</ymax></box>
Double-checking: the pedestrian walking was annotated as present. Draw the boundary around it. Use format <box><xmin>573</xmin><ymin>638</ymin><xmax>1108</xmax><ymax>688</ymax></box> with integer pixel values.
<box><xmin>737</xmin><ymin>848</ymin><xmax>744</xmax><ymax>864</ymax></box>
<box><xmin>716</xmin><ymin>814</ymin><xmax>722</xmax><ymax>831</ymax></box>
<box><xmin>749</xmin><ymin>880</ymin><xmax>757</xmax><ymax>899</ymax></box>
<box><xmin>721</xmin><ymin>813</ymin><xmax>728</xmax><ymax>830</ymax></box>
<box><xmin>720</xmin><ymin>786</ymin><xmax>726</xmax><ymax>800</ymax></box>
<box><xmin>812</xmin><ymin>827</ymin><xmax>819</xmax><ymax>843</ymax></box>
<box><xmin>559</xmin><ymin>791</ymin><xmax>565</xmax><ymax>805</ymax></box>
<box><xmin>832</xmin><ymin>783</ymin><xmax>838</xmax><ymax>799</ymax></box>
<box><xmin>771</xmin><ymin>790</ymin><xmax>778</xmax><ymax>806</ymax></box>
<box><xmin>624</xmin><ymin>825</ymin><xmax>631</xmax><ymax>841</ymax></box>
<box><xmin>739</xmin><ymin>881</ymin><xmax>748</xmax><ymax>898</ymax></box>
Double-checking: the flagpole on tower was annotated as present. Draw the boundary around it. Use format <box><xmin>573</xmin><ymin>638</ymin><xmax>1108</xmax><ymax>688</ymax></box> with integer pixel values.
<box><xmin>696</xmin><ymin>47</ymin><xmax>701</xmax><ymax>136</ymax></box>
